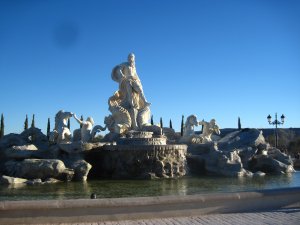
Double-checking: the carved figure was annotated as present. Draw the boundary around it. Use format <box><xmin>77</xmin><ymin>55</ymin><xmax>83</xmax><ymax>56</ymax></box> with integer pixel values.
<box><xmin>49</xmin><ymin>110</ymin><xmax>73</xmax><ymax>143</ymax></box>
<box><xmin>107</xmin><ymin>53</ymin><xmax>151</xmax><ymax>134</ymax></box>
<box><xmin>198</xmin><ymin>119</ymin><xmax>221</xmax><ymax>143</ymax></box>
<box><xmin>179</xmin><ymin>115</ymin><xmax>221</xmax><ymax>144</ymax></box>
<box><xmin>183</xmin><ymin>115</ymin><xmax>199</xmax><ymax>137</ymax></box>
<box><xmin>73</xmin><ymin>114</ymin><xmax>106</xmax><ymax>142</ymax></box>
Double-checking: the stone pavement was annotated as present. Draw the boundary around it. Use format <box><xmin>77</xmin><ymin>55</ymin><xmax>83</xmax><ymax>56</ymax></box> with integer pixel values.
<box><xmin>1</xmin><ymin>188</ymin><xmax>300</xmax><ymax>224</ymax></box>
<box><xmin>68</xmin><ymin>208</ymin><xmax>300</xmax><ymax>225</ymax></box>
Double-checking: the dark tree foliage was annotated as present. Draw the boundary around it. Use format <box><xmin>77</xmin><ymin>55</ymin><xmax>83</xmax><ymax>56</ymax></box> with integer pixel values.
<box><xmin>288</xmin><ymin>136</ymin><xmax>300</xmax><ymax>155</ymax></box>
<box><xmin>47</xmin><ymin>118</ymin><xmax>50</xmax><ymax>138</ymax></box>
<box><xmin>151</xmin><ymin>115</ymin><xmax>154</xmax><ymax>125</ymax></box>
<box><xmin>169</xmin><ymin>119</ymin><xmax>173</xmax><ymax>129</ymax></box>
<box><xmin>160</xmin><ymin>117</ymin><xmax>163</xmax><ymax>128</ymax></box>
<box><xmin>238</xmin><ymin>117</ymin><xmax>241</xmax><ymax>130</ymax></box>
<box><xmin>80</xmin><ymin>115</ymin><xmax>84</xmax><ymax>128</ymax></box>
<box><xmin>67</xmin><ymin>118</ymin><xmax>70</xmax><ymax>129</ymax></box>
<box><xmin>24</xmin><ymin>114</ymin><xmax>28</xmax><ymax>130</ymax></box>
<box><xmin>0</xmin><ymin>113</ymin><xmax>4</xmax><ymax>138</ymax></box>
<box><xmin>181</xmin><ymin>115</ymin><xmax>184</xmax><ymax>136</ymax></box>
<box><xmin>31</xmin><ymin>114</ymin><xmax>35</xmax><ymax>128</ymax></box>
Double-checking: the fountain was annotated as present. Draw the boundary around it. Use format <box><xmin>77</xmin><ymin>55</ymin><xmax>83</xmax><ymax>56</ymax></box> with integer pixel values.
<box><xmin>0</xmin><ymin>53</ymin><xmax>295</xmax><ymax>185</ymax></box>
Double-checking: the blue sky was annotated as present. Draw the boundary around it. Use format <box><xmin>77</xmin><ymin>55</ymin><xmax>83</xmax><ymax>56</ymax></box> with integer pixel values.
<box><xmin>0</xmin><ymin>0</ymin><xmax>299</xmax><ymax>134</ymax></box>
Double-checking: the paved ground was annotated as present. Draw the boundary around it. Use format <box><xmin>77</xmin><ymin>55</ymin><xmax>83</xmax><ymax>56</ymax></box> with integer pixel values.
<box><xmin>61</xmin><ymin>208</ymin><xmax>300</xmax><ymax>225</ymax></box>
<box><xmin>1</xmin><ymin>188</ymin><xmax>300</xmax><ymax>224</ymax></box>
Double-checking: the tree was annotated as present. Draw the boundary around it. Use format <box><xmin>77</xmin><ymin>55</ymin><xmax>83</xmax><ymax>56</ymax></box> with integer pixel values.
<box><xmin>151</xmin><ymin>115</ymin><xmax>154</xmax><ymax>125</ymax></box>
<box><xmin>238</xmin><ymin>117</ymin><xmax>241</xmax><ymax>130</ymax></box>
<box><xmin>160</xmin><ymin>117</ymin><xmax>163</xmax><ymax>128</ymax></box>
<box><xmin>47</xmin><ymin>118</ymin><xmax>50</xmax><ymax>139</ymax></box>
<box><xmin>201</xmin><ymin>119</ymin><xmax>204</xmax><ymax>133</ymax></box>
<box><xmin>31</xmin><ymin>114</ymin><xmax>35</xmax><ymax>128</ymax></box>
<box><xmin>80</xmin><ymin>115</ymin><xmax>84</xmax><ymax>128</ymax></box>
<box><xmin>67</xmin><ymin>118</ymin><xmax>70</xmax><ymax>129</ymax></box>
<box><xmin>288</xmin><ymin>136</ymin><xmax>300</xmax><ymax>156</ymax></box>
<box><xmin>180</xmin><ymin>115</ymin><xmax>184</xmax><ymax>136</ymax></box>
<box><xmin>0</xmin><ymin>113</ymin><xmax>4</xmax><ymax>138</ymax></box>
<box><xmin>24</xmin><ymin>114</ymin><xmax>28</xmax><ymax>130</ymax></box>
<box><xmin>169</xmin><ymin>119</ymin><xmax>173</xmax><ymax>129</ymax></box>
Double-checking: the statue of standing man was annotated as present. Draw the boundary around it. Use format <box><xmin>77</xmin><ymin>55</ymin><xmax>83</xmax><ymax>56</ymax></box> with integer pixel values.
<box><xmin>109</xmin><ymin>53</ymin><xmax>151</xmax><ymax>131</ymax></box>
<box><xmin>113</xmin><ymin>53</ymin><xmax>150</xmax><ymax>109</ymax></box>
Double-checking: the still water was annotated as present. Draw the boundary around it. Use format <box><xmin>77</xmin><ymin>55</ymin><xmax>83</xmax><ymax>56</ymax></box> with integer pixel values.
<box><xmin>1</xmin><ymin>172</ymin><xmax>300</xmax><ymax>201</ymax></box>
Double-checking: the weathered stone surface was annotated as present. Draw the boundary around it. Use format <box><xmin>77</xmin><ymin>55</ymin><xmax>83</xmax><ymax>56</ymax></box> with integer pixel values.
<box><xmin>267</xmin><ymin>147</ymin><xmax>293</xmax><ymax>165</ymax></box>
<box><xmin>43</xmin><ymin>178</ymin><xmax>62</xmax><ymax>184</ymax></box>
<box><xmin>4</xmin><ymin>159</ymin><xmax>74</xmax><ymax>181</ymax></box>
<box><xmin>59</xmin><ymin>142</ymin><xmax>109</xmax><ymax>154</ymax></box>
<box><xmin>0</xmin><ymin>175</ymin><xmax>28</xmax><ymax>184</ymax></box>
<box><xmin>218</xmin><ymin>129</ymin><xmax>265</xmax><ymax>150</ymax></box>
<box><xmin>186</xmin><ymin>129</ymin><xmax>294</xmax><ymax>177</ymax></box>
<box><xmin>253</xmin><ymin>171</ymin><xmax>266</xmax><ymax>177</ymax></box>
<box><xmin>64</xmin><ymin>159</ymin><xmax>92</xmax><ymax>181</ymax></box>
<box><xmin>26</xmin><ymin>179</ymin><xmax>43</xmax><ymax>185</ymax></box>
<box><xmin>85</xmin><ymin>144</ymin><xmax>187</xmax><ymax>179</ymax></box>
<box><xmin>20</xmin><ymin>127</ymin><xmax>49</xmax><ymax>150</ymax></box>
<box><xmin>3</xmin><ymin>144</ymin><xmax>38</xmax><ymax>160</ymax></box>
<box><xmin>117</xmin><ymin>137</ymin><xmax>167</xmax><ymax>145</ymax></box>
<box><xmin>189</xmin><ymin>144</ymin><xmax>251</xmax><ymax>177</ymax></box>
<box><xmin>0</xmin><ymin>133</ymin><xmax>26</xmax><ymax>150</ymax></box>
<box><xmin>249</xmin><ymin>155</ymin><xmax>295</xmax><ymax>174</ymax></box>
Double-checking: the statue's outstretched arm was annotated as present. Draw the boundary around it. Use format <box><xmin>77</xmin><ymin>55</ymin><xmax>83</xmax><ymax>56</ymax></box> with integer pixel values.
<box><xmin>198</xmin><ymin>121</ymin><xmax>205</xmax><ymax>126</ymax></box>
<box><xmin>73</xmin><ymin>114</ymin><xmax>83</xmax><ymax>125</ymax></box>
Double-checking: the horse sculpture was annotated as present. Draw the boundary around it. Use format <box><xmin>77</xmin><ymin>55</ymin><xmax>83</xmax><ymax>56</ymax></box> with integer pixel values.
<box><xmin>180</xmin><ymin>115</ymin><xmax>221</xmax><ymax>144</ymax></box>
<box><xmin>49</xmin><ymin>110</ymin><xmax>73</xmax><ymax>144</ymax></box>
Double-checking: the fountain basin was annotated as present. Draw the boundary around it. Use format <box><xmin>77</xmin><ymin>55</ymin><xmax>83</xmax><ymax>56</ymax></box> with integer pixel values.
<box><xmin>84</xmin><ymin>144</ymin><xmax>187</xmax><ymax>179</ymax></box>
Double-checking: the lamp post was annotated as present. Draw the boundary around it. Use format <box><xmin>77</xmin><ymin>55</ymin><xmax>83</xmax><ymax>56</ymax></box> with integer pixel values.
<box><xmin>267</xmin><ymin>113</ymin><xmax>285</xmax><ymax>148</ymax></box>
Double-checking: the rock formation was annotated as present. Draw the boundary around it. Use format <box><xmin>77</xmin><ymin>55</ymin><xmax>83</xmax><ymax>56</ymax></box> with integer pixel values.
<box><xmin>187</xmin><ymin>128</ymin><xmax>295</xmax><ymax>177</ymax></box>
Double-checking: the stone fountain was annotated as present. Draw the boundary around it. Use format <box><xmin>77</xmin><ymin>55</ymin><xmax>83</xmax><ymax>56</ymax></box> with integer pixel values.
<box><xmin>0</xmin><ymin>53</ymin><xmax>295</xmax><ymax>185</ymax></box>
<box><xmin>85</xmin><ymin>53</ymin><xmax>187</xmax><ymax>179</ymax></box>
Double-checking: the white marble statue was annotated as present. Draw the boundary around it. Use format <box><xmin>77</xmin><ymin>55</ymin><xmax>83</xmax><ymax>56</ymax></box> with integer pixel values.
<box><xmin>73</xmin><ymin>114</ymin><xmax>106</xmax><ymax>142</ymax></box>
<box><xmin>198</xmin><ymin>119</ymin><xmax>221</xmax><ymax>143</ymax></box>
<box><xmin>180</xmin><ymin>115</ymin><xmax>221</xmax><ymax>144</ymax></box>
<box><xmin>49</xmin><ymin>110</ymin><xmax>73</xmax><ymax>143</ymax></box>
<box><xmin>183</xmin><ymin>115</ymin><xmax>199</xmax><ymax>137</ymax></box>
<box><xmin>106</xmin><ymin>53</ymin><xmax>153</xmax><ymax>134</ymax></box>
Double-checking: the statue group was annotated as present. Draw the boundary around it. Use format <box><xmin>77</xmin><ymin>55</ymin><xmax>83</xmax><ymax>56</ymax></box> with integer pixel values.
<box><xmin>50</xmin><ymin>53</ymin><xmax>219</xmax><ymax>144</ymax></box>
<box><xmin>49</xmin><ymin>110</ymin><xmax>105</xmax><ymax>144</ymax></box>
<box><xmin>104</xmin><ymin>53</ymin><xmax>161</xmax><ymax>136</ymax></box>
<box><xmin>181</xmin><ymin>115</ymin><xmax>220</xmax><ymax>144</ymax></box>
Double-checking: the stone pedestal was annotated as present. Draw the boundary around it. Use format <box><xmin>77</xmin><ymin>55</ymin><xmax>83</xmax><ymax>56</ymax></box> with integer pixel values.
<box><xmin>85</xmin><ymin>131</ymin><xmax>187</xmax><ymax>179</ymax></box>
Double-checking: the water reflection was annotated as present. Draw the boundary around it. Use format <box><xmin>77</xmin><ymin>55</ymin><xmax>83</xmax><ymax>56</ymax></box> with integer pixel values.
<box><xmin>0</xmin><ymin>172</ymin><xmax>299</xmax><ymax>201</ymax></box>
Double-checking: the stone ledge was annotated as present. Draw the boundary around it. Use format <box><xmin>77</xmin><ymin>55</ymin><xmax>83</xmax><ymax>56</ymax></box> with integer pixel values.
<box><xmin>1</xmin><ymin>187</ymin><xmax>299</xmax><ymax>211</ymax></box>
<box><xmin>101</xmin><ymin>144</ymin><xmax>187</xmax><ymax>152</ymax></box>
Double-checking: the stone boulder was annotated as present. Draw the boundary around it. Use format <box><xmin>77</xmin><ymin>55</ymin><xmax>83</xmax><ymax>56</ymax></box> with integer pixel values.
<box><xmin>4</xmin><ymin>159</ymin><xmax>74</xmax><ymax>181</ymax></box>
<box><xmin>63</xmin><ymin>159</ymin><xmax>92</xmax><ymax>181</ymax></box>
<box><xmin>187</xmin><ymin>143</ymin><xmax>251</xmax><ymax>177</ymax></box>
<box><xmin>20</xmin><ymin>127</ymin><xmax>49</xmax><ymax>150</ymax></box>
<box><xmin>186</xmin><ymin>128</ymin><xmax>294</xmax><ymax>177</ymax></box>
<box><xmin>2</xmin><ymin>144</ymin><xmax>38</xmax><ymax>160</ymax></box>
<box><xmin>249</xmin><ymin>155</ymin><xmax>295</xmax><ymax>174</ymax></box>
<box><xmin>58</xmin><ymin>142</ymin><xmax>107</xmax><ymax>154</ymax></box>
<box><xmin>0</xmin><ymin>133</ymin><xmax>26</xmax><ymax>150</ymax></box>
<box><xmin>0</xmin><ymin>175</ymin><xmax>28</xmax><ymax>185</ymax></box>
<box><xmin>218</xmin><ymin>128</ymin><xmax>266</xmax><ymax>151</ymax></box>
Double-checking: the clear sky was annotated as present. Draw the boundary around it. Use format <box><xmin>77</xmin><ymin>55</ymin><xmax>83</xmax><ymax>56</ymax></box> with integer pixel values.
<box><xmin>0</xmin><ymin>0</ymin><xmax>299</xmax><ymax>135</ymax></box>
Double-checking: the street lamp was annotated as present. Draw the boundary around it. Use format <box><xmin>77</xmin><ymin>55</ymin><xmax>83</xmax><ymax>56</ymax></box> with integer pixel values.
<box><xmin>267</xmin><ymin>113</ymin><xmax>285</xmax><ymax>148</ymax></box>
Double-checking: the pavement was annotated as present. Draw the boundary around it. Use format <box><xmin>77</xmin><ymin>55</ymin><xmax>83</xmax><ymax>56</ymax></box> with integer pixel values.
<box><xmin>0</xmin><ymin>187</ymin><xmax>300</xmax><ymax>225</ymax></box>
<box><xmin>73</xmin><ymin>208</ymin><xmax>300</xmax><ymax>225</ymax></box>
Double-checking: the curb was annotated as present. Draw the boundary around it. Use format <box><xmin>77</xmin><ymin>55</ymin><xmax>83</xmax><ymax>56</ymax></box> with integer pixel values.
<box><xmin>0</xmin><ymin>187</ymin><xmax>300</xmax><ymax>224</ymax></box>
